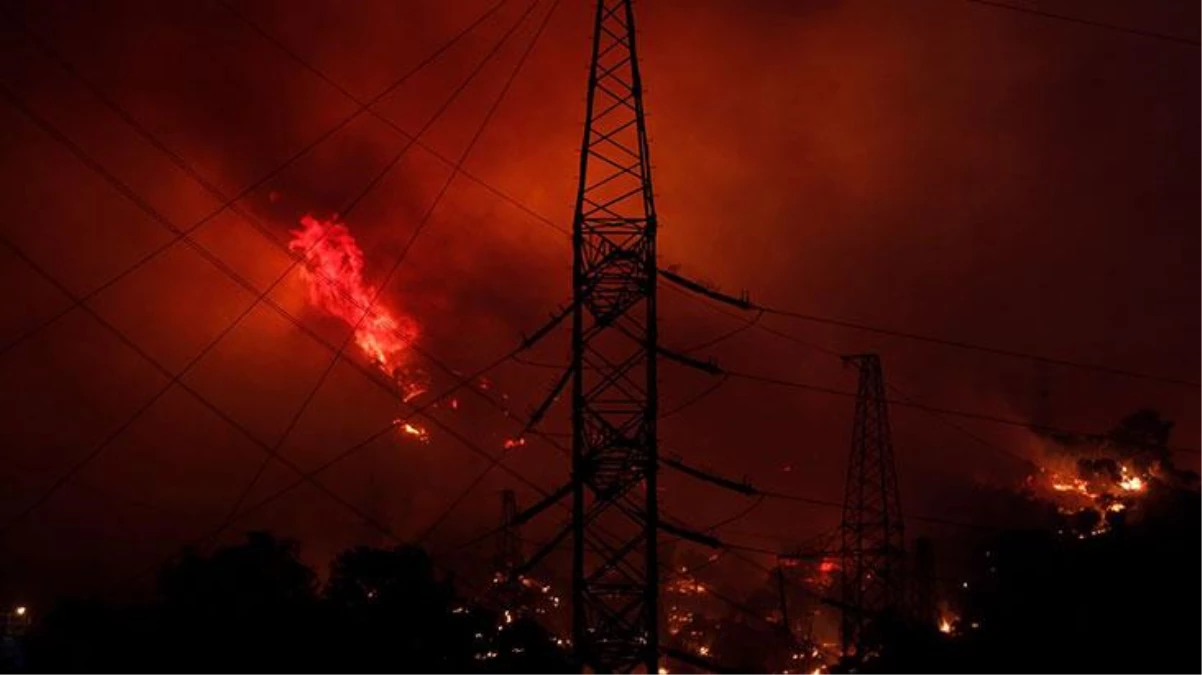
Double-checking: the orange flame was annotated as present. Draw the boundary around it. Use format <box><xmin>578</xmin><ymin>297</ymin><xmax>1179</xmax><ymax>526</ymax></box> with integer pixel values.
<box><xmin>1118</xmin><ymin>465</ymin><xmax>1145</xmax><ymax>492</ymax></box>
<box><xmin>1032</xmin><ymin>447</ymin><xmax>1156</xmax><ymax>537</ymax></box>
<box><xmin>289</xmin><ymin>215</ymin><xmax>422</xmax><ymax>397</ymax></box>
<box><xmin>394</xmin><ymin>420</ymin><xmax>430</xmax><ymax>443</ymax></box>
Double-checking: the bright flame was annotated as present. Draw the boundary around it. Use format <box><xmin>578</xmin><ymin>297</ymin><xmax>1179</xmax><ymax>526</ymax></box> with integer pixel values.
<box><xmin>396</xmin><ymin>421</ymin><xmax>429</xmax><ymax>443</ymax></box>
<box><xmin>1035</xmin><ymin>455</ymin><xmax>1157</xmax><ymax>538</ymax></box>
<box><xmin>289</xmin><ymin>215</ymin><xmax>424</xmax><ymax>398</ymax></box>
<box><xmin>1050</xmin><ymin>476</ymin><xmax>1092</xmax><ymax>497</ymax></box>
<box><xmin>14</xmin><ymin>606</ymin><xmax>26</xmax><ymax>617</ymax></box>
<box><xmin>503</xmin><ymin>437</ymin><xmax>526</xmax><ymax>450</ymax></box>
<box><xmin>938</xmin><ymin>618</ymin><xmax>952</xmax><ymax>634</ymax></box>
<box><xmin>1118</xmin><ymin>466</ymin><xmax>1145</xmax><ymax>492</ymax></box>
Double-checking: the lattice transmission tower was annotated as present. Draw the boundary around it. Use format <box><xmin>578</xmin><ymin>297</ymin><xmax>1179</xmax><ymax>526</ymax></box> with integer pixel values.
<box><xmin>496</xmin><ymin>489</ymin><xmax>523</xmax><ymax>574</ymax></box>
<box><xmin>839</xmin><ymin>354</ymin><xmax>905</xmax><ymax>659</ymax></box>
<box><xmin>570</xmin><ymin>0</ymin><xmax>660</xmax><ymax>671</ymax></box>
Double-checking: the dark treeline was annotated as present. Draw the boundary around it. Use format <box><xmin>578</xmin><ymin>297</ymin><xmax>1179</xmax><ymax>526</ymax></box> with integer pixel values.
<box><xmin>842</xmin><ymin>482</ymin><xmax>1201</xmax><ymax>674</ymax></box>
<box><xmin>6</xmin><ymin>487</ymin><xmax>1200</xmax><ymax>673</ymax></box>
<box><xmin>17</xmin><ymin>536</ymin><xmax>569</xmax><ymax>673</ymax></box>
<box><xmin>5</xmin><ymin>410</ymin><xmax>1199</xmax><ymax>673</ymax></box>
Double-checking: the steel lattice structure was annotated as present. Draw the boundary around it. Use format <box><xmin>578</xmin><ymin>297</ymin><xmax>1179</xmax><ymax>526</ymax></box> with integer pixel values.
<box><xmin>570</xmin><ymin>0</ymin><xmax>660</xmax><ymax>671</ymax></box>
<box><xmin>497</xmin><ymin>489</ymin><xmax>523</xmax><ymax>573</ymax></box>
<box><xmin>839</xmin><ymin>354</ymin><xmax>905</xmax><ymax>659</ymax></box>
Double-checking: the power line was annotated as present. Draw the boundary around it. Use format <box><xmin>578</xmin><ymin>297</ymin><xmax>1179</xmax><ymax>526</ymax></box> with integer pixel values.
<box><xmin>211</xmin><ymin>0</ymin><xmax>548</xmax><ymax>543</ymax></box>
<box><xmin>104</xmin><ymin>336</ymin><xmax>543</xmax><ymax>597</ymax></box>
<box><xmin>5</xmin><ymin>0</ymin><xmax>567</xmax><ymax>404</ymax></box>
<box><xmin>0</xmin><ymin>26</ymin><xmax>569</xmax><ymax>559</ymax></box>
<box><xmin>0</xmin><ymin>233</ymin><xmax>399</xmax><ymax>545</ymax></box>
<box><xmin>699</xmin><ymin>494</ymin><xmax>767</xmax><ymax>532</ymax></box>
<box><xmin>210</xmin><ymin>0</ymin><xmax>1201</xmax><ymax>397</ymax></box>
<box><xmin>0</xmin><ymin>3</ymin><xmax>533</xmax><ymax>535</ymax></box>
<box><xmin>961</xmin><ymin>0</ymin><xmax>1200</xmax><ymax>47</ymax></box>
<box><xmin>0</xmin><ymin>0</ymin><xmax>575</xmax><ymax>557</ymax></box>
<box><xmin>663</xmin><ymin>286</ymin><xmax>1043</xmax><ymax>470</ymax></box>
<box><xmin>337</xmin><ymin>0</ymin><xmax>539</xmax><ymax>218</ymax></box>
<box><xmin>659</xmin><ymin>374</ymin><xmax>730</xmax><ymax>421</ymax></box>
<box><xmin>354</xmin><ymin>0</ymin><xmax>569</xmax><ymax>549</ymax></box>
<box><xmin>758</xmin><ymin>490</ymin><xmax>1004</xmax><ymax>532</ymax></box>
<box><xmin>0</xmin><ymin>3</ymin><xmax>990</xmax><ymax>629</ymax></box>
<box><xmin>250</xmin><ymin>0</ymin><xmax>568</xmax><ymax>549</ymax></box>
<box><xmin>5</xmin><ymin>0</ymin><xmax>1190</xmax><ymax>620</ymax></box>
<box><xmin>6</xmin><ymin>0</ymin><xmax>564</xmax><ymax>416</ymax></box>
<box><xmin>0</xmin><ymin>454</ymin><xmax>205</xmax><ymax>524</ymax></box>
<box><xmin>210</xmin><ymin>0</ymin><xmax>575</xmax><ymax>244</ymax></box>
<box><xmin>197</xmin><ymin>302</ymin><xmax>577</xmax><ymax>569</ymax></box>
<box><xmin>722</xmin><ymin>366</ymin><xmax>1198</xmax><ymax>455</ymax></box>
<box><xmin>0</xmin><ymin>0</ymin><xmax>509</xmax><ymax>361</ymax></box>
<box><xmin>883</xmin><ymin>377</ymin><xmax>1036</xmax><ymax>469</ymax></box>
<box><xmin>758</xmin><ymin>304</ymin><xmax>1199</xmax><ymax>388</ymax></box>
<box><xmin>678</xmin><ymin>309</ymin><xmax>764</xmax><ymax>355</ymax></box>
<box><xmin>212</xmin><ymin>0</ymin><xmax>1200</xmax><ymax>396</ymax></box>
<box><xmin>659</xmin><ymin>272</ymin><xmax>1185</xmax><ymax>470</ymax></box>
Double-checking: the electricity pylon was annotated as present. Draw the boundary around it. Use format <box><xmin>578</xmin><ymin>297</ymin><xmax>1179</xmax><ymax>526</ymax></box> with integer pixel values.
<box><xmin>570</xmin><ymin>0</ymin><xmax>660</xmax><ymax>671</ymax></box>
<box><xmin>839</xmin><ymin>354</ymin><xmax>905</xmax><ymax>659</ymax></box>
<box><xmin>496</xmin><ymin>489</ymin><xmax>523</xmax><ymax>574</ymax></box>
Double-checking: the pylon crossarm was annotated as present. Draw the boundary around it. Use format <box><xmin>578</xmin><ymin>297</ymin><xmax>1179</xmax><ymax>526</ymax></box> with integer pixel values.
<box><xmin>659</xmin><ymin>268</ymin><xmax>753</xmax><ymax>310</ymax></box>
<box><xmin>523</xmin><ymin>365</ymin><xmax>575</xmax><ymax>435</ymax></box>
<box><xmin>657</xmin><ymin>521</ymin><xmax>721</xmax><ymax>548</ymax></box>
<box><xmin>660</xmin><ymin>455</ymin><xmax>756</xmax><ymax>496</ymax></box>
<box><xmin>658</xmin><ymin>346</ymin><xmax>723</xmax><ymax>375</ymax></box>
<box><xmin>520</xmin><ymin>298</ymin><xmax>579</xmax><ymax>350</ymax></box>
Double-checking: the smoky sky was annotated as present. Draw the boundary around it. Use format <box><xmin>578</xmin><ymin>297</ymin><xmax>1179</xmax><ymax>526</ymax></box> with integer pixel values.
<box><xmin>0</xmin><ymin>0</ymin><xmax>1197</xmax><ymax>604</ymax></box>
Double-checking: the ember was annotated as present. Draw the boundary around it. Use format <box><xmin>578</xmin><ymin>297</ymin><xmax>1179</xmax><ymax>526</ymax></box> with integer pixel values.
<box><xmin>395</xmin><ymin>421</ymin><xmax>430</xmax><ymax>443</ymax></box>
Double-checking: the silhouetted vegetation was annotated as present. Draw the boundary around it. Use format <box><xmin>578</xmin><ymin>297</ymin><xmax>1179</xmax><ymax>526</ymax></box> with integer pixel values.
<box><xmin>22</xmin><ymin>535</ymin><xmax>569</xmax><ymax>673</ymax></box>
<box><xmin>834</xmin><ymin>480</ymin><xmax>1201</xmax><ymax>674</ymax></box>
<box><xmin>13</xmin><ymin>411</ymin><xmax>1199</xmax><ymax>673</ymax></box>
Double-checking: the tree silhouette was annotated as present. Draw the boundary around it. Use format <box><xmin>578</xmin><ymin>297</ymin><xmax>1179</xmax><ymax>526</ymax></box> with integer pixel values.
<box><xmin>25</xmin><ymin>534</ymin><xmax>572</xmax><ymax>672</ymax></box>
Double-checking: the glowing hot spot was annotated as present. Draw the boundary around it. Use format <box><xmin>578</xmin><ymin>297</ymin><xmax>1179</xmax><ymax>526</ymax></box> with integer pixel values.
<box><xmin>395</xmin><ymin>421</ymin><xmax>429</xmax><ymax>444</ymax></box>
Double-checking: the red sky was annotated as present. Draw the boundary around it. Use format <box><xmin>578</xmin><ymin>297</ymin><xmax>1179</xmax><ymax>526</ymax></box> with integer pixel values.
<box><xmin>0</xmin><ymin>0</ymin><xmax>1197</xmax><ymax>605</ymax></box>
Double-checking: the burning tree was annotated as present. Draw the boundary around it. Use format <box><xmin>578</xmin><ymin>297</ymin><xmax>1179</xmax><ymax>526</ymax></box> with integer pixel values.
<box><xmin>1027</xmin><ymin>409</ymin><xmax>1192</xmax><ymax>537</ymax></box>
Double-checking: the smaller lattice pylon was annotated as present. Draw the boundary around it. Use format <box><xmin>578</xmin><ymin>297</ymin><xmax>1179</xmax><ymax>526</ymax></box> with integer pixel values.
<box><xmin>496</xmin><ymin>489</ymin><xmax>523</xmax><ymax>574</ymax></box>
<box><xmin>911</xmin><ymin>536</ymin><xmax>936</xmax><ymax>628</ymax></box>
<box><xmin>839</xmin><ymin>353</ymin><xmax>906</xmax><ymax>659</ymax></box>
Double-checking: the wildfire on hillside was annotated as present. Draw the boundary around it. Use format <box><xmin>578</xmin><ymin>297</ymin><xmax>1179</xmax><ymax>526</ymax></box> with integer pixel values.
<box><xmin>289</xmin><ymin>214</ymin><xmax>431</xmax><ymax>441</ymax></box>
<box><xmin>289</xmin><ymin>214</ymin><xmax>426</xmax><ymax>397</ymax></box>
<box><xmin>1029</xmin><ymin>458</ymin><xmax>1153</xmax><ymax>536</ymax></box>
<box><xmin>778</xmin><ymin>551</ymin><xmax>839</xmax><ymax>592</ymax></box>
<box><xmin>1024</xmin><ymin>410</ymin><xmax>1176</xmax><ymax>537</ymax></box>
